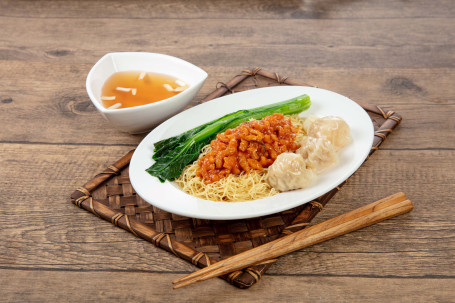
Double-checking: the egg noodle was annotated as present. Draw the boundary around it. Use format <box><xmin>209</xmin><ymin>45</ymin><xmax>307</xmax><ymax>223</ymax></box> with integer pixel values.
<box><xmin>175</xmin><ymin>115</ymin><xmax>306</xmax><ymax>202</ymax></box>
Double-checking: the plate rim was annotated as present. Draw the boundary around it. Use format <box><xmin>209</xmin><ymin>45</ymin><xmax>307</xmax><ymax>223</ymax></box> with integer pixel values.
<box><xmin>129</xmin><ymin>86</ymin><xmax>374</xmax><ymax>220</ymax></box>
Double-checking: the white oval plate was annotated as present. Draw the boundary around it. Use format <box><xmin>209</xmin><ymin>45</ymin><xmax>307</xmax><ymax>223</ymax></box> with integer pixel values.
<box><xmin>129</xmin><ymin>86</ymin><xmax>374</xmax><ymax>220</ymax></box>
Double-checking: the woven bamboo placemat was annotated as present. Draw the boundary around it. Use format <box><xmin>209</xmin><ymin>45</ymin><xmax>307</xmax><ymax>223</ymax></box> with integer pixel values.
<box><xmin>71</xmin><ymin>68</ymin><xmax>401</xmax><ymax>289</ymax></box>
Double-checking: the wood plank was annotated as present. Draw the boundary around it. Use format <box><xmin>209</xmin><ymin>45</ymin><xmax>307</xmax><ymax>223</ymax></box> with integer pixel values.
<box><xmin>1</xmin><ymin>17</ymin><xmax>454</xmax><ymax>68</ymax></box>
<box><xmin>0</xmin><ymin>60</ymin><xmax>453</xmax><ymax>148</ymax></box>
<box><xmin>0</xmin><ymin>144</ymin><xmax>454</xmax><ymax>277</ymax></box>
<box><xmin>1</xmin><ymin>0</ymin><xmax>453</xmax><ymax>299</ymax></box>
<box><xmin>1</xmin><ymin>269</ymin><xmax>453</xmax><ymax>302</ymax></box>
<box><xmin>1</xmin><ymin>0</ymin><xmax>454</xmax><ymax>19</ymax></box>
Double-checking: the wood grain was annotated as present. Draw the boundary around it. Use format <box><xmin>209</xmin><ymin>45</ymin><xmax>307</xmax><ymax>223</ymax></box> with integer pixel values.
<box><xmin>0</xmin><ymin>144</ymin><xmax>453</xmax><ymax>277</ymax></box>
<box><xmin>1</xmin><ymin>17</ymin><xmax>454</xmax><ymax>68</ymax></box>
<box><xmin>1</xmin><ymin>61</ymin><xmax>454</xmax><ymax>147</ymax></box>
<box><xmin>1</xmin><ymin>269</ymin><xmax>454</xmax><ymax>303</ymax></box>
<box><xmin>1</xmin><ymin>0</ymin><xmax>454</xmax><ymax>300</ymax></box>
<box><xmin>1</xmin><ymin>0</ymin><xmax>454</xmax><ymax>19</ymax></box>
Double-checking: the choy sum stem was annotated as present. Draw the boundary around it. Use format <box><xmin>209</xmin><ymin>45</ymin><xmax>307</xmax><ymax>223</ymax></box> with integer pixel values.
<box><xmin>146</xmin><ymin>94</ymin><xmax>311</xmax><ymax>182</ymax></box>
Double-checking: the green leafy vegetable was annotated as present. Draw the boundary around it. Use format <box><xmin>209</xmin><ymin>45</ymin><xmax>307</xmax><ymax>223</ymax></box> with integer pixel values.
<box><xmin>146</xmin><ymin>94</ymin><xmax>311</xmax><ymax>182</ymax></box>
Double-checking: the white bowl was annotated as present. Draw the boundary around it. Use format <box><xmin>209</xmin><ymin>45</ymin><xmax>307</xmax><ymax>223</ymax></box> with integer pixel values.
<box><xmin>86</xmin><ymin>52</ymin><xmax>208</xmax><ymax>133</ymax></box>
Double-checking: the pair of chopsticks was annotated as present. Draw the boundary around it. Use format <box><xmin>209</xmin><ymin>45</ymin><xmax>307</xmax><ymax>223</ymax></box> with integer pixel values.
<box><xmin>173</xmin><ymin>192</ymin><xmax>413</xmax><ymax>289</ymax></box>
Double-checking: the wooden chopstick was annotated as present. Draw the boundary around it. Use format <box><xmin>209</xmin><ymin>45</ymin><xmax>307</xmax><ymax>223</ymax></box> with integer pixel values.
<box><xmin>173</xmin><ymin>192</ymin><xmax>413</xmax><ymax>289</ymax></box>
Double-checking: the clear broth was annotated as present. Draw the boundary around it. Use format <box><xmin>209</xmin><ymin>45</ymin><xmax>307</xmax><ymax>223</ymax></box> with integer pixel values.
<box><xmin>101</xmin><ymin>71</ymin><xmax>188</xmax><ymax>109</ymax></box>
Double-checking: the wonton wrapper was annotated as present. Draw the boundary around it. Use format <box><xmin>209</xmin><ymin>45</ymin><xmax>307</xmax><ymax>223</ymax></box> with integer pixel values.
<box><xmin>267</xmin><ymin>153</ymin><xmax>316</xmax><ymax>192</ymax></box>
<box><xmin>296</xmin><ymin>137</ymin><xmax>338</xmax><ymax>173</ymax></box>
<box><xmin>303</xmin><ymin>115</ymin><xmax>319</xmax><ymax>134</ymax></box>
<box><xmin>306</xmin><ymin>116</ymin><xmax>351</xmax><ymax>151</ymax></box>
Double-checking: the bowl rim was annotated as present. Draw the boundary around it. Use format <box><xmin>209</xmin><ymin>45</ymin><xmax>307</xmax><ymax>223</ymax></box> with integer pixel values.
<box><xmin>86</xmin><ymin>52</ymin><xmax>208</xmax><ymax>114</ymax></box>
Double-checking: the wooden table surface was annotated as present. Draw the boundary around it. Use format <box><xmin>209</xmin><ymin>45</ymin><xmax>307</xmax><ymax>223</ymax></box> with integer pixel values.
<box><xmin>1</xmin><ymin>0</ymin><xmax>454</xmax><ymax>302</ymax></box>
